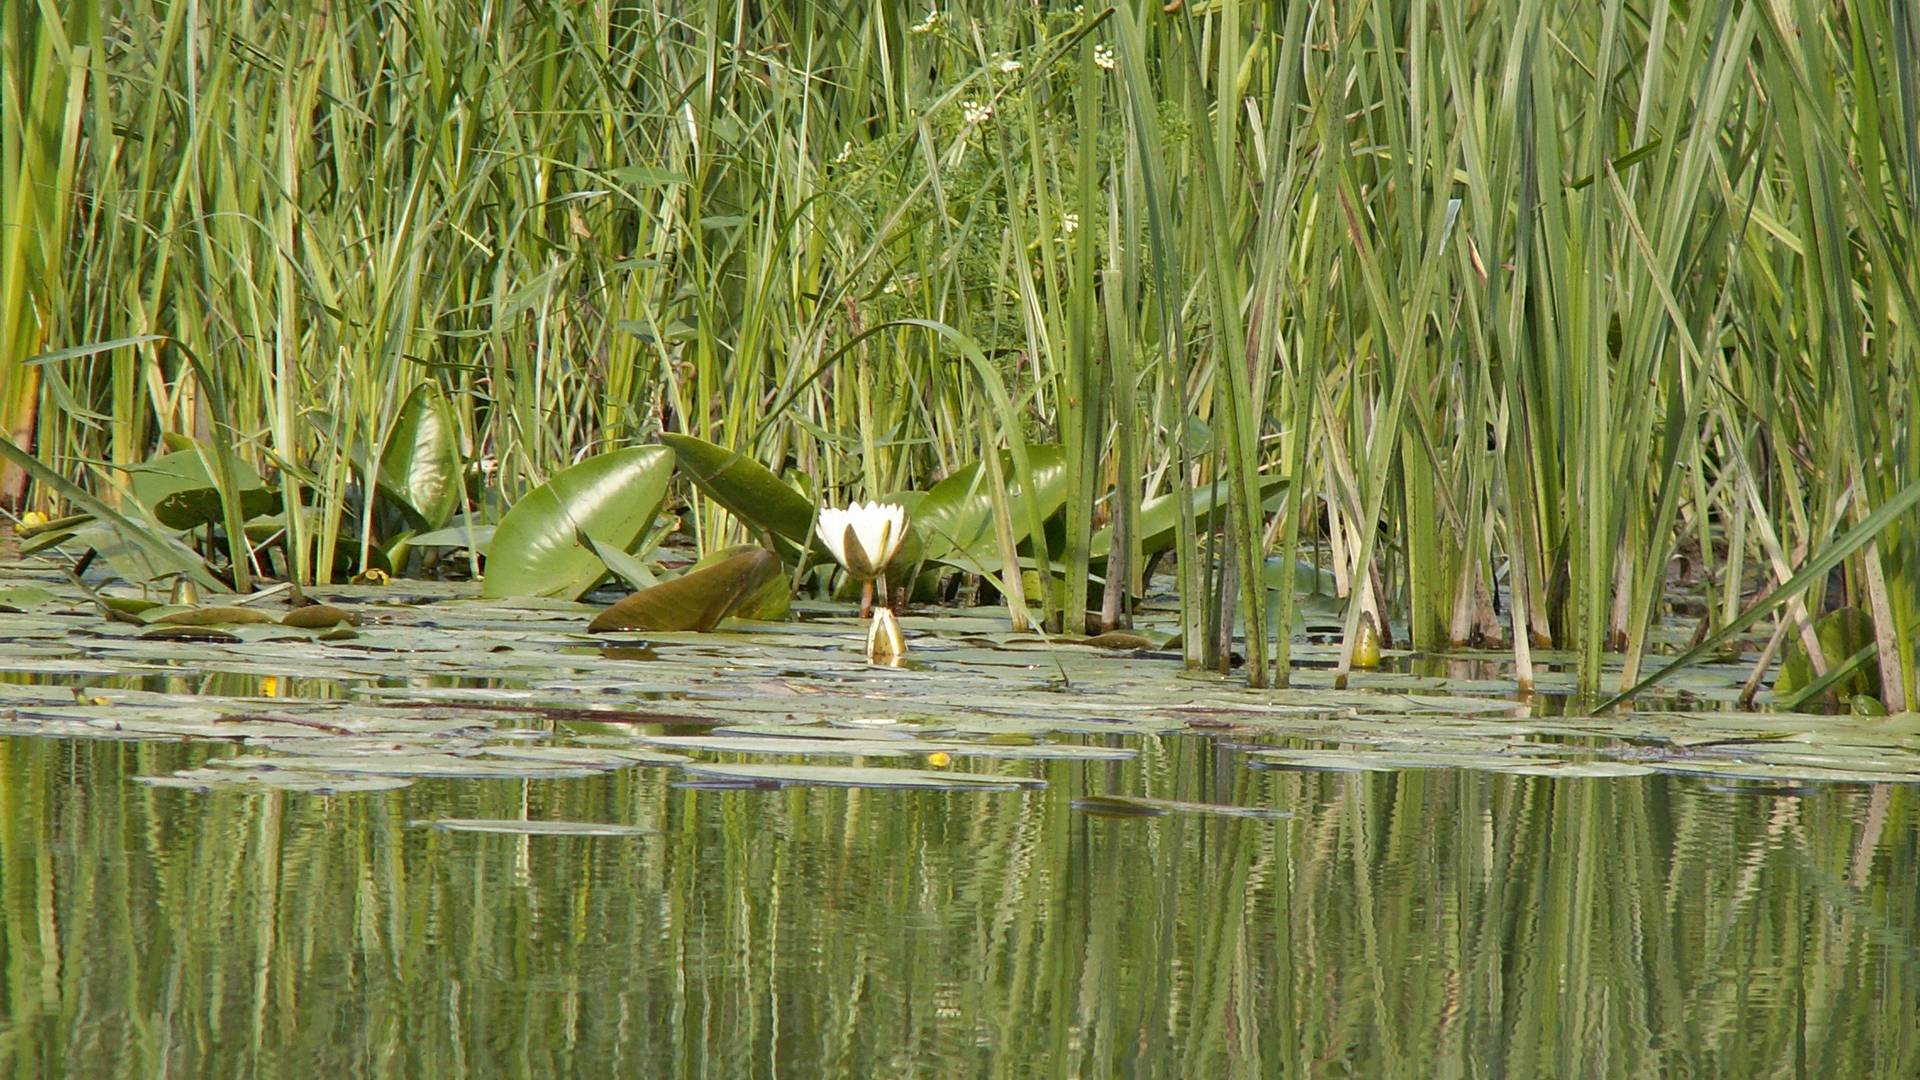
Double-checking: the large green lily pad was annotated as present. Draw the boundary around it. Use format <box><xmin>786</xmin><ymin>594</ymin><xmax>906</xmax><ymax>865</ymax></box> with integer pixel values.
<box><xmin>484</xmin><ymin>446</ymin><xmax>675</xmax><ymax>600</ymax></box>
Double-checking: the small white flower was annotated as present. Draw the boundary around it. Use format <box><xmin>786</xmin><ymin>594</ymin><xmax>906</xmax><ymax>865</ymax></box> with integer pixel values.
<box><xmin>817</xmin><ymin>501</ymin><xmax>910</xmax><ymax>580</ymax></box>
<box><xmin>999</xmin><ymin>57</ymin><xmax>1022</xmax><ymax>74</ymax></box>
<box><xmin>1073</xmin><ymin>4</ymin><xmax>1085</xmax><ymax>13</ymax></box>
<box><xmin>832</xmin><ymin>141</ymin><xmax>853</xmax><ymax>164</ymax></box>
<box><xmin>962</xmin><ymin>99</ymin><xmax>993</xmax><ymax>125</ymax></box>
<box><xmin>909</xmin><ymin>8</ymin><xmax>939</xmax><ymax>33</ymax></box>
<box><xmin>1093</xmin><ymin>45</ymin><xmax>1116</xmax><ymax>71</ymax></box>
<box><xmin>1061</xmin><ymin>212</ymin><xmax>1079</xmax><ymax>235</ymax></box>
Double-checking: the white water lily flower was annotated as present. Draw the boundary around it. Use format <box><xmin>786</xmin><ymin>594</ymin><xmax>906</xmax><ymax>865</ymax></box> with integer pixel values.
<box><xmin>817</xmin><ymin>500</ymin><xmax>909</xmax><ymax>580</ymax></box>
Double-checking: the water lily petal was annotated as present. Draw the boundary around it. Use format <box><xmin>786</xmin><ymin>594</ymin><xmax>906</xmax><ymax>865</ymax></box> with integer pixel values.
<box><xmin>841</xmin><ymin>522</ymin><xmax>876</xmax><ymax>578</ymax></box>
<box><xmin>816</xmin><ymin>506</ymin><xmax>853</xmax><ymax>568</ymax></box>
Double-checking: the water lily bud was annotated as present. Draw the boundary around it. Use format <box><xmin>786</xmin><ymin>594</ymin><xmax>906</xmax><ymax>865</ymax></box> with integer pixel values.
<box><xmin>1352</xmin><ymin>612</ymin><xmax>1382</xmax><ymax>669</ymax></box>
<box><xmin>866</xmin><ymin>607</ymin><xmax>907</xmax><ymax>665</ymax></box>
<box><xmin>169</xmin><ymin>577</ymin><xmax>201</xmax><ymax>607</ymax></box>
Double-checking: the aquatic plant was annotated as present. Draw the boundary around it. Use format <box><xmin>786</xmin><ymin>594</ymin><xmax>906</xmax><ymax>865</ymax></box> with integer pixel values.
<box><xmin>817</xmin><ymin>501</ymin><xmax>909</xmax><ymax>615</ymax></box>
<box><xmin>4</xmin><ymin>0</ymin><xmax>1916</xmax><ymax>707</ymax></box>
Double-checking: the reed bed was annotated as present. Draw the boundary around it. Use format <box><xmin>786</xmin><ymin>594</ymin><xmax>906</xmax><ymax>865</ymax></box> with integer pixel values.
<box><xmin>4</xmin><ymin>0</ymin><xmax>1916</xmax><ymax>703</ymax></box>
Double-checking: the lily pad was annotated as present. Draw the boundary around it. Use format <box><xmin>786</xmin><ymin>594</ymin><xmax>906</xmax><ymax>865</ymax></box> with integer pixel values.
<box><xmin>124</xmin><ymin>446</ymin><xmax>276</xmax><ymax>531</ymax></box>
<box><xmin>483</xmin><ymin>446</ymin><xmax>675</xmax><ymax>600</ymax></box>
<box><xmin>660</xmin><ymin>434</ymin><xmax>816</xmax><ymax>552</ymax></box>
<box><xmin>587</xmin><ymin>548</ymin><xmax>783</xmax><ymax>632</ymax></box>
<box><xmin>409</xmin><ymin>519</ymin><xmax>495</xmax><ymax>553</ymax></box>
<box><xmin>137</xmin><ymin>767</ymin><xmax>412</xmax><ymax>793</ymax></box>
<box><xmin>281</xmin><ymin>604</ymin><xmax>360</xmax><ymax>629</ymax></box>
<box><xmin>1072</xmin><ymin>794</ymin><xmax>1294</xmax><ymax>819</ymax></box>
<box><xmin>693</xmin><ymin>544</ymin><xmax>789</xmax><ymax>620</ymax></box>
<box><xmin>1774</xmin><ymin>607</ymin><xmax>1879</xmax><ymax>701</ymax></box>
<box><xmin>912</xmin><ymin>444</ymin><xmax>1066</xmax><ymax>569</ymax></box>
<box><xmin>678</xmin><ymin>761</ymin><xmax>1046</xmax><ymax>790</ymax></box>
<box><xmin>414</xmin><ymin>818</ymin><xmax>652</xmax><ymax>836</ymax></box>
<box><xmin>138</xmin><ymin>625</ymin><xmax>244</xmax><ymax>643</ymax></box>
<box><xmin>150</xmin><ymin>605</ymin><xmax>280</xmax><ymax>626</ymax></box>
<box><xmin>1091</xmin><ymin>473</ymin><xmax>1290</xmax><ymax>559</ymax></box>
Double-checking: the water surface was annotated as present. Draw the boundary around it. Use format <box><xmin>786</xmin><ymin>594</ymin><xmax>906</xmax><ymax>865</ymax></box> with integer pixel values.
<box><xmin>1</xmin><ymin>733</ymin><xmax>1913</xmax><ymax>1077</ymax></box>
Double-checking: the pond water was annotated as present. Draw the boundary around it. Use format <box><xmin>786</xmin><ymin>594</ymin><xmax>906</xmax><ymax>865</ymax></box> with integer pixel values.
<box><xmin>1</xmin><ymin>569</ymin><xmax>1917</xmax><ymax>1075</ymax></box>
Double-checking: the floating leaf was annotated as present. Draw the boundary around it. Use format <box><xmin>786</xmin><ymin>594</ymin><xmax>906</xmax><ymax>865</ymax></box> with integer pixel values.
<box><xmin>0</xmin><ymin>436</ymin><xmax>224</xmax><ymax>590</ymax></box>
<box><xmin>138</xmin><ymin>768</ymin><xmax>412</xmax><ymax>793</ymax></box>
<box><xmin>660</xmin><ymin>434</ymin><xmax>816</xmax><ymax>553</ymax></box>
<box><xmin>678</xmin><ymin>761</ymin><xmax>1045</xmax><ymax>790</ymax></box>
<box><xmin>281</xmin><ymin>605</ymin><xmax>360</xmax><ymax>629</ymax></box>
<box><xmin>377</xmin><ymin>383</ymin><xmax>463</xmax><ymax>530</ymax></box>
<box><xmin>1073</xmin><ymin>794</ymin><xmax>1293</xmax><ymax>820</ymax></box>
<box><xmin>415</xmin><ymin>818</ymin><xmax>653</xmax><ymax>836</ymax></box>
<box><xmin>640</xmin><ymin>733</ymin><xmax>1132</xmax><ymax>760</ymax></box>
<box><xmin>138</xmin><ymin>625</ymin><xmax>243</xmax><ymax>643</ymax></box>
<box><xmin>207</xmin><ymin>753</ymin><xmax>608</xmax><ymax>780</ymax></box>
<box><xmin>484</xmin><ymin>446</ymin><xmax>675</xmax><ymax>600</ymax></box>
<box><xmin>696</xmin><ymin>543</ymin><xmax>789</xmax><ymax>620</ymax></box>
<box><xmin>0</xmin><ymin>585</ymin><xmax>55</xmax><ymax>610</ymax></box>
<box><xmin>150</xmin><ymin>605</ymin><xmax>280</xmax><ymax>626</ymax></box>
<box><xmin>587</xmin><ymin>547</ymin><xmax>784</xmax><ymax>632</ymax></box>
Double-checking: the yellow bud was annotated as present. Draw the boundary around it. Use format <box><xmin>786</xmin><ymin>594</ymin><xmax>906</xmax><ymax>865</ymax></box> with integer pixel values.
<box><xmin>260</xmin><ymin>676</ymin><xmax>280</xmax><ymax>698</ymax></box>
<box><xmin>1351</xmin><ymin>612</ymin><xmax>1382</xmax><ymax>670</ymax></box>
<box><xmin>20</xmin><ymin>510</ymin><xmax>48</xmax><ymax>528</ymax></box>
<box><xmin>926</xmin><ymin>752</ymin><xmax>952</xmax><ymax>768</ymax></box>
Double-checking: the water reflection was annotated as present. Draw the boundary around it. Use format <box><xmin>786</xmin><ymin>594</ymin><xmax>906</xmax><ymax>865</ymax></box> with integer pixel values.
<box><xmin>0</xmin><ymin>735</ymin><xmax>1912</xmax><ymax>1076</ymax></box>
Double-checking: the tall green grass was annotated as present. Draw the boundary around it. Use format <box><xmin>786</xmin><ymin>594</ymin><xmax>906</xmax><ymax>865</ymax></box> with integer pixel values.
<box><xmin>6</xmin><ymin>0</ymin><xmax>1917</xmax><ymax>702</ymax></box>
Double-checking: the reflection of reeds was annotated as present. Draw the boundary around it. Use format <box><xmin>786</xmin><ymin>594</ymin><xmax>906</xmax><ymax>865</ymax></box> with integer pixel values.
<box><xmin>9</xmin><ymin>2</ymin><xmax>1918</xmax><ymax>699</ymax></box>
<box><xmin>3</xmin><ymin>738</ymin><xmax>1916</xmax><ymax>1074</ymax></box>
